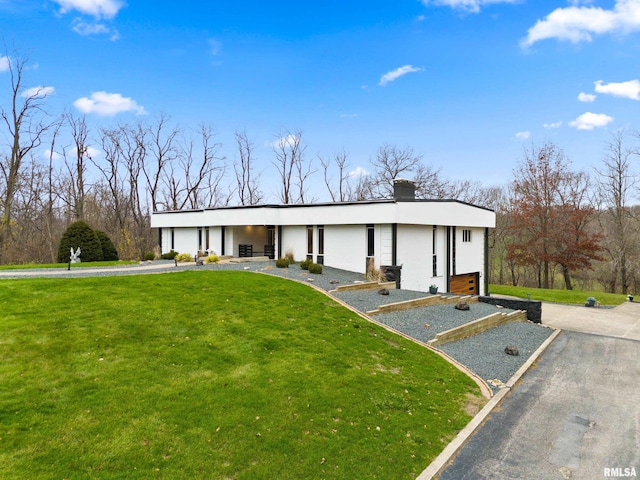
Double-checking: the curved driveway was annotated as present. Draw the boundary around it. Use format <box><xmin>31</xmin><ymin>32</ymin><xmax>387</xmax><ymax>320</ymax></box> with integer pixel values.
<box><xmin>438</xmin><ymin>302</ymin><xmax>640</xmax><ymax>480</ymax></box>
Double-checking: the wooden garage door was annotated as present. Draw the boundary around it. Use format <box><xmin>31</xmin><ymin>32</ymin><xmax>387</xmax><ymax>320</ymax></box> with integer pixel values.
<box><xmin>450</xmin><ymin>272</ymin><xmax>479</xmax><ymax>295</ymax></box>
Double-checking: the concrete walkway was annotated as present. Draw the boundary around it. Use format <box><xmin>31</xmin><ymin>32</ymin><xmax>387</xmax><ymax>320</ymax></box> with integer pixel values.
<box><xmin>542</xmin><ymin>300</ymin><xmax>640</xmax><ymax>340</ymax></box>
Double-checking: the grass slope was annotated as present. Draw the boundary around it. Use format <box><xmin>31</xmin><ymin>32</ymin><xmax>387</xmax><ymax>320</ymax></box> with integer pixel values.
<box><xmin>489</xmin><ymin>284</ymin><xmax>627</xmax><ymax>306</ymax></box>
<box><xmin>0</xmin><ymin>271</ymin><xmax>481</xmax><ymax>479</ymax></box>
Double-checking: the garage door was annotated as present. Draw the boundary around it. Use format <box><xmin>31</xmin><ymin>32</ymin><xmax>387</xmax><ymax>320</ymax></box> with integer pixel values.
<box><xmin>450</xmin><ymin>272</ymin><xmax>479</xmax><ymax>295</ymax></box>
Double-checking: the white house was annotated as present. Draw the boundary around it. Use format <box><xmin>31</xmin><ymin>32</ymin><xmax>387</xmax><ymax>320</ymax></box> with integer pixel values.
<box><xmin>150</xmin><ymin>180</ymin><xmax>496</xmax><ymax>295</ymax></box>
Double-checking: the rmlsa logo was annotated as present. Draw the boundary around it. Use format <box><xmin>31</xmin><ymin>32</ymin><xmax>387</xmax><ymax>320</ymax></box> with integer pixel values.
<box><xmin>604</xmin><ymin>467</ymin><xmax>637</xmax><ymax>477</ymax></box>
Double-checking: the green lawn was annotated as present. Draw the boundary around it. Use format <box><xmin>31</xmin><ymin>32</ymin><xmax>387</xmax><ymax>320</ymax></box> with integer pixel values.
<box><xmin>0</xmin><ymin>260</ymin><xmax>138</xmax><ymax>270</ymax></box>
<box><xmin>0</xmin><ymin>271</ymin><xmax>482</xmax><ymax>479</ymax></box>
<box><xmin>489</xmin><ymin>284</ymin><xmax>628</xmax><ymax>306</ymax></box>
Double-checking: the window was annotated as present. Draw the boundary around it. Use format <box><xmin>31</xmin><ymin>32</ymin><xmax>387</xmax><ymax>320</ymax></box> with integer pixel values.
<box><xmin>205</xmin><ymin>227</ymin><xmax>210</xmax><ymax>250</ymax></box>
<box><xmin>307</xmin><ymin>226</ymin><xmax>313</xmax><ymax>260</ymax></box>
<box><xmin>367</xmin><ymin>225</ymin><xmax>375</xmax><ymax>257</ymax></box>
<box><xmin>462</xmin><ymin>229</ymin><xmax>472</xmax><ymax>243</ymax></box>
<box><xmin>170</xmin><ymin>227</ymin><xmax>175</xmax><ymax>250</ymax></box>
<box><xmin>432</xmin><ymin>225</ymin><xmax>437</xmax><ymax>277</ymax></box>
<box><xmin>198</xmin><ymin>227</ymin><xmax>203</xmax><ymax>251</ymax></box>
<box><xmin>317</xmin><ymin>226</ymin><xmax>324</xmax><ymax>265</ymax></box>
<box><xmin>318</xmin><ymin>226</ymin><xmax>324</xmax><ymax>255</ymax></box>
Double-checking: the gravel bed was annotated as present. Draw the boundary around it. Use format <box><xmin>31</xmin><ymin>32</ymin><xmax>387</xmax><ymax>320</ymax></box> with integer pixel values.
<box><xmin>212</xmin><ymin>262</ymin><xmax>368</xmax><ymax>291</ymax></box>
<box><xmin>439</xmin><ymin>321</ymin><xmax>555</xmax><ymax>392</ymax></box>
<box><xmin>332</xmin><ymin>289</ymin><xmax>430</xmax><ymax>313</ymax></box>
<box><xmin>372</xmin><ymin>303</ymin><xmax>517</xmax><ymax>342</ymax></box>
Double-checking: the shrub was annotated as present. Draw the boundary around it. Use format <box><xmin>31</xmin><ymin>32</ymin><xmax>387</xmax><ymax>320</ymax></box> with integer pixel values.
<box><xmin>95</xmin><ymin>230</ymin><xmax>119</xmax><ymax>261</ymax></box>
<box><xmin>161</xmin><ymin>250</ymin><xmax>178</xmax><ymax>260</ymax></box>
<box><xmin>175</xmin><ymin>252</ymin><xmax>193</xmax><ymax>262</ymax></box>
<box><xmin>205</xmin><ymin>254</ymin><xmax>220</xmax><ymax>264</ymax></box>
<box><xmin>300</xmin><ymin>258</ymin><xmax>312</xmax><ymax>270</ymax></box>
<box><xmin>57</xmin><ymin>221</ymin><xmax>103</xmax><ymax>263</ymax></box>
<box><xmin>284</xmin><ymin>249</ymin><xmax>295</xmax><ymax>264</ymax></box>
<box><xmin>143</xmin><ymin>251</ymin><xmax>156</xmax><ymax>261</ymax></box>
<box><xmin>308</xmin><ymin>263</ymin><xmax>323</xmax><ymax>274</ymax></box>
<box><xmin>275</xmin><ymin>257</ymin><xmax>289</xmax><ymax>268</ymax></box>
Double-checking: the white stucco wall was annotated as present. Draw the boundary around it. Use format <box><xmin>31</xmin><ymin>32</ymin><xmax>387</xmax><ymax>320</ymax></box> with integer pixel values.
<box><xmin>395</xmin><ymin>224</ymin><xmax>449</xmax><ymax>293</ymax></box>
<box><xmin>151</xmin><ymin>201</ymin><xmax>495</xmax><ymax>230</ymax></box>
<box><xmin>453</xmin><ymin>227</ymin><xmax>485</xmax><ymax>277</ymax></box>
<box><xmin>324</xmin><ymin>225</ymin><xmax>368</xmax><ymax>274</ymax></box>
<box><xmin>280</xmin><ymin>226</ymin><xmax>306</xmax><ymax>261</ymax></box>
<box><xmin>209</xmin><ymin>227</ymin><xmax>223</xmax><ymax>255</ymax></box>
<box><xmin>172</xmin><ymin>228</ymin><xmax>197</xmax><ymax>255</ymax></box>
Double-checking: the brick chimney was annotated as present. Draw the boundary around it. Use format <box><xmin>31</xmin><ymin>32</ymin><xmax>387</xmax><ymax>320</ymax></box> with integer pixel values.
<box><xmin>393</xmin><ymin>179</ymin><xmax>416</xmax><ymax>201</ymax></box>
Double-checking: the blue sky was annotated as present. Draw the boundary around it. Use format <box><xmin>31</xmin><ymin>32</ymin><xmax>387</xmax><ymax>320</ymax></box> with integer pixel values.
<box><xmin>2</xmin><ymin>0</ymin><xmax>640</xmax><ymax>200</ymax></box>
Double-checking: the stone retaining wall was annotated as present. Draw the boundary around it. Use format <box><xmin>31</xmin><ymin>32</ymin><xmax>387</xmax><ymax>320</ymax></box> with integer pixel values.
<box><xmin>479</xmin><ymin>296</ymin><xmax>542</xmax><ymax>323</ymax></box>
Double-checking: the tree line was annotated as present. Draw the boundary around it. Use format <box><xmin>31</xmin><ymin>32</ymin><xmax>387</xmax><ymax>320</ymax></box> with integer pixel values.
<box><xmin>2</xmin><ymin>52</ymin><xmax>640</xmax><ymax>294</ymax></box>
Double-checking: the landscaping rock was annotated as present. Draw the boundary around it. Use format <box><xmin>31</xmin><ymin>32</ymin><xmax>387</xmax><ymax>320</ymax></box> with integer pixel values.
<box><xmin>378</xmin><ymin>288</ymin><xmax>390</xmax><ymax>295</ymax></box>
<box><xmin>504</xmin><ymin>345</ymin><xmax>519</xmax><ymax>356</ymax></box>
<box><xmin>455</xmin><ymin>301</ymin><xmax>470</xmax><ymax>311</ymax></box>
<box><xmin>330</xmin><ymin>279</ymin><xmax>339</xmax><ymax>284</ymax></box>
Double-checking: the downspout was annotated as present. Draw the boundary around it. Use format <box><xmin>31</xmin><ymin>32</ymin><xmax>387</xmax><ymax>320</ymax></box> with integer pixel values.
<box><xmin>446</xmin><ymin>226</ymin><xmax>451</xmax><ymax>292</ymax></box>
<box><xmin>484</xmin><ymin>227</ymin><xmax>490</xmax><ymax>296</ymax></box>
<box><xmin>391</xmin><ymin>223</ymin><xmax>397</xmax><ymax>265</ymax></box>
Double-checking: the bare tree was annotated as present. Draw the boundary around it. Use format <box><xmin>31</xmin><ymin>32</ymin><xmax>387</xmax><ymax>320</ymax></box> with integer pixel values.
<box><xmin>0</xmin><ymin>52</ymin><xmax>55</xmax><ymax>263</ymax></box>
<box><xmin>162</xmin><ymin>124</ymin><xmax>226</xmax><ymax>210</ymax></box>
<box><xmin>143</xmin><ymin>113</ymin><xmax>179</xmax><ymax>213</ymax></box>
<box><xmin>234</xmin><ymin>129</ymin><xmax>263</xmax><ymax>205</ymax></box>
<box><xmin>271</xmin><ymin>129</ymin><xmax>311</xmax><ymax>204</ymax></box>
<box><xmin>594</xmin><ymin>129</ymin><xmax>639</xmax><ymax>293</ymax></box>
<box><xmin>369</xmin><ymin>145</ymin><xmax>422</xmax><ymax>198</ymax></box>
<box><xmin>320</xmin><ymin>150</ymin><xmax>351</xmax><ymax>202</ymax></box>
<box><xmin>58</xmin><ymin>113</ymin><xmax>92</xmax><ymax>221</ymax></box>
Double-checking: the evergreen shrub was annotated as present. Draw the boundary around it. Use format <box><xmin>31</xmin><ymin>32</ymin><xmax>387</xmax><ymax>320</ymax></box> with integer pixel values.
<box><xmin>57</xmin><ymin>221</ymin><xmax>104</xmax><ymax>263</ymax></box>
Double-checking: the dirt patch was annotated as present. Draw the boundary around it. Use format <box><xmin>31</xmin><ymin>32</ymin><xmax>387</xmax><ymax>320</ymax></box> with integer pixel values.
<box><xmin>464</xmin><ymin>392</ymin><xmax>487</xmax><ymax>417</ymax></box>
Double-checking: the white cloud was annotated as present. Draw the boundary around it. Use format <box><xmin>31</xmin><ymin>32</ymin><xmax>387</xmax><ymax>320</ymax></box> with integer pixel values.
<box><xmin>522</xmin><ymin>0</ymin><xmax>640</xmax><ymax>47</ymax></box>
<box><xmin>0</xmin><ymin>55</ymin><xmax>9</xmax><ymax>72</ymax></box>
<box><xmin>53</xmin><ymin>0</ymin><xmax>123</xmax><ymax>19</ymax></box>
<box><xmin>421</xmin><ymin>0</ymin><xmax>517</xmax><ymax>14</ymax></box>
<box><xmin>569</xmin><ymin>112</ymin><xmax>614</xmax><ymax>130</ymax></box>
<box><xmin>72</xmin><ymin>19</ymin><xmax>119</xmax><ymax>39</ymax></box>
<box><xmin>339</xmin><ymin>113</ymin><xmax>358</xmax><ymax>118</ymax></box>
<box><xmin>43</xmin><ymin>150</ymin><xmax>62</xmax><ymax>161</ymax></box>
<box><xmin>594</xmin><ymin>79</ymin><xmax>640</xmax><ymax>100</ymax></box>
<box><xmin>21</xmin><ymin>86</ymin><xmax>55</xmax><ymax>98</ymax></box>
<box><xmin>348</xmin><ymin>166</ymin><xmax>369</xmax><ymax>177</ymax></box>
<box><xmin>544</xmin><ymin>121</ymin><xmax>563</xmax><ymax>129</ymax></box>
<box><xmin>578</xmin><ymin>92</ymin><xmax>596</xmax><ymax>102</ymax></box>
<box><xmin>379</xmin><ymin>65</ymin><xmax>423</xmax><ymax>86</ymax></box>
<box><xmin>515</xmin><ymin>131</ymin><xmax>531</xmax><ymax>140</ymax></box>
<box><xmin>209</xmin><ymin>39</ymin><xmax>223</xmax><ymax>56</ymax></box>
<box><xmin>73</xmin><ymin>91</ymin><xmax>146</xmax><ymax>116</ymax></box>
<box><xmin>270</xmin><ymin>134</ymin><xmax>300</xmax><ymax>150</ymax></box>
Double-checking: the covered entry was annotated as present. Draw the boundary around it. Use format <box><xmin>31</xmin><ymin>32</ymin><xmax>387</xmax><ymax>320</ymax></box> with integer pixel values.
<box><xmin>450</xmin><ymin>272</ymin><xmax>479</xmax><ymax>295</ymax></box>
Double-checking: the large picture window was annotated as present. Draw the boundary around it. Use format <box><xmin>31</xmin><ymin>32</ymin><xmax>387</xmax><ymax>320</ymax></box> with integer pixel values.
<box><xmin>317</xmin><ymin>226</ymin><xmax>324</xmax><ymax>265</ymax></box>
<box><xmin>432</xmin><ymin>225</ymin><xmax>437</xmax><ymax>277</ymax></box>
<box><xmin>307</xmin><ymin>226</ymin><xmax>313</xmax><ymax>260</ymax></box>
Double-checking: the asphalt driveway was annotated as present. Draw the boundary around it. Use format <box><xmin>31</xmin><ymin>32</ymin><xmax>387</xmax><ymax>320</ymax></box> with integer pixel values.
<box><xmin>438</xmin><ymin>309</ymin><xmax>640</xmax><ymax>479</ymax></box>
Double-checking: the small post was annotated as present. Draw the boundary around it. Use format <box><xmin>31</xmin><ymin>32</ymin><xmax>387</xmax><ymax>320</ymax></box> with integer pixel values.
<box><xmin>68</xmin><ymin>260</ymin><xmax>71</xmax><ymax>271</ymax></box>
